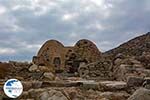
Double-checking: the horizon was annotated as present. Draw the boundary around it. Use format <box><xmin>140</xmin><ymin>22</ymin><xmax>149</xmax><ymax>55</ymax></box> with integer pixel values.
<box><xmin>0</xmin><ymin>0</ymin><xmax>150</xmax><ymax>61</ymax></box>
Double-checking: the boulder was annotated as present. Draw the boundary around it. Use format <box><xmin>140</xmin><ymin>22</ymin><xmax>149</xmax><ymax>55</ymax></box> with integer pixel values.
<box><xmin>100</xmin><ymin>92</ymin><xmax>129</xmax><ymax>100</ymax></box>
<box><xmin>48</xmin><ymin>90</ymin><xmax>68</xmax><ymax>100</ymax></box>
<box><xmin>55</xmin><ymin>76</ymin><xmax>62</xmax><ymax>81</ymax></box>
<box><xmin>99</xmin><ymin>81</ymin><xmax>127</xmax><ymax>91</ymax></box>
<box><xmin>114</xmin><ymin>58</ymin><xmax>123</xmax><ymax>65</ymax></box>
<box><xmin>32</xmin><ymin>81</ymin><xmax>43</xmax><ymax>89</ymax></box>
<box><xmin>114</xmin><ymin>63</ymin><xmax>150</xmax><ymax>81</ymax></box>
<box><xmin>22</xmin><ymin>82</ymin><xmax>32</xmax><ymax>91</ymax></box>
<box><xmin>38</xmin><ymin>66</ymin><xmax>52</xmax><ymax>72</ymax></box>
<box><xmin>127</xmin><ymin>88</ymin><xmax>150</xmax><ymax>100</ymax></box>
<box><xmin>28</xmin><ymin>88</ymin><xmax>46</xmax><ymax>98</ymax></box>
<box><xmin>82</xmin><ymin>81</ymin><xmax>99</xmax><ymax>90</ymax></box>
<box><xmin>39</xmin><ymin>91</ymin><xmax>50</xmax><ymax>100</ymax></box>
<box><xmin>22</xmin><ymin>81</ymin><xmax>43</xmax><ymax>91</ymax></box>
<box><xmin>29</xmin><ymin>64</ymin><xmax>38</xmax><ymax>72</ymax></box>
<box><xmin>21</xmin><ymin>91</ymin><xmax>29</xmax><ymax>99</ymax></box>
<box><xmin>127</xmin><ymin>76</ymin><xmax>144</xmax><ymax>87</ymax></box>
<box><xmin>43</xmin><ymin>72</ymin><xmax>55</xmax><ymax>81</ymax></box>
<box><xmin>30</xmin><ymin>72</ymin><xmax>43</xmax><ymax>80</ymax></box>
<box><xmin>39</xmin><ymin>90</ymin><xmax>68</xmax><ymax>100</ymax></box>
<box><xmin>62</xmin><ymin>87</ymin><xmax>84</xmax><ymax>100</ymax></box>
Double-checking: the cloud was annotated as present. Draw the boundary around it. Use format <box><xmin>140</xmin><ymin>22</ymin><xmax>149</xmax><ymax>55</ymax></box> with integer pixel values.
<box><xmin>0</xmin><ymin>0</ymin><xmax>150</xmax><ymax>61</ymax></box>
<box><xmin>0</xmin><ymin>5</ymin><xmax>7</xmax><ymax>14</ymax></box>
<box><xmin>0</xmin><ymin>48</ymin><xmax>16</xmax><ymax>55</ymax></box>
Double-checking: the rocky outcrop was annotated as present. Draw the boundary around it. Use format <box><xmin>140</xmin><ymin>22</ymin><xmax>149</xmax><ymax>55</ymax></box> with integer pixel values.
<box><xmin>104</xmin><ymin>32</ymin><xmax>150</xmax><ymax>59</ymax></box>
<box><xmin>113</xmin><ymin>56</ymin><xmax>150</xmax><ymax>81</ymax></box>
<box><xmin>127</xmin><ymin>88</ymin><xmax>150</xmax><ymax>100</ymax></box>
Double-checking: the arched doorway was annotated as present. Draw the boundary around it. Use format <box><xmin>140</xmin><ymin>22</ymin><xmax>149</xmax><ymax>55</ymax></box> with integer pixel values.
<box><xmin>53</xmin><ymin>57</ymin><xmax>61</xmax><ymax>68</ymax></box>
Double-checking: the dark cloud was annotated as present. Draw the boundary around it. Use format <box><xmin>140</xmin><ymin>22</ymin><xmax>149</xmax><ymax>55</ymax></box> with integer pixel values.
<box><xmin>0</xmin><ymin>0</ymin><xmax>150</xmax><ymax>61</ymax></box>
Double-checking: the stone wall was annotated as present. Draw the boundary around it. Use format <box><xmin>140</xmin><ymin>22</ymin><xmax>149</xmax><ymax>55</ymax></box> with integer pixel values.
<box><xmin>33</xmin><ymin>39</ymin><xmax>102</xmax><ymax>73</ymax></box>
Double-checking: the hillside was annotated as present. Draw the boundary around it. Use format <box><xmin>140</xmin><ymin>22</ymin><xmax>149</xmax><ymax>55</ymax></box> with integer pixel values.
<box><xmin>104</xmin><ymin>32</ymin><xmax>150</xmax><ymax>58</ymax></box>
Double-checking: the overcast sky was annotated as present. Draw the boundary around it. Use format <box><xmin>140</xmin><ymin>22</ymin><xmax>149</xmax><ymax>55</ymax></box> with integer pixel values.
<box><xmin>0</xmin><ymin>0</ymin><xmax>150</xmax><ymax>61</ymax></box>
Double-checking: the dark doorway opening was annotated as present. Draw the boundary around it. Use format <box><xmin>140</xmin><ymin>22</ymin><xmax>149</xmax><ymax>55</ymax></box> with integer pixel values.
<box><xmin>53</xmin><ymin>57</ymin><xmax>61</xmax><ymax>68</ymax></box>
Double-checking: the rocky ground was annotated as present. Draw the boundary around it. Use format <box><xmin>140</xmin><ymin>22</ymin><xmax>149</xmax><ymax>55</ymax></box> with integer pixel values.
<box><xmin>0</xmin><ymin>32</ymin><xmax>150</xmax><ymax>100</ymax></box>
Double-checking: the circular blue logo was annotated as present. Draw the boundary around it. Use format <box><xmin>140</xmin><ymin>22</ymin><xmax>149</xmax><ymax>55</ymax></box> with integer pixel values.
<box><xmin>3</xmin><ymin>79</ymin><xmax>23</xmax><ymax>98</ymax></box>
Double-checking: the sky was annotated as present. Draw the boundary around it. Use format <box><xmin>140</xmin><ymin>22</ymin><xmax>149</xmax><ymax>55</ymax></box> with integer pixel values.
<box><xmin>0</xmin><ymin>0</ymin><xmax>150</xmax><ymax>61</ymax></box>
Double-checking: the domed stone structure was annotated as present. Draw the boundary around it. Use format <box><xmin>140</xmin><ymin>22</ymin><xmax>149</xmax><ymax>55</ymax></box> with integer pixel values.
<box><xmin>33</xmin><ymin>39</ymin><xmax>102</xmax><ymax>73</ymax></box>
<box><xmin>74</xmin><ymin>39</ymin><xmax>102</xmax><ymax>63</ymax></box>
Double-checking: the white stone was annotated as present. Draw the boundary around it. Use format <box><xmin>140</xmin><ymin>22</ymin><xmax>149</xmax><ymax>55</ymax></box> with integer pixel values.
<box><xmin>43</xmin><ymin>72</ymin><xmax>55</xmax><ymax>81</ymax></box>
<box><xmin>29</xmin><ymin>64</ymin><xmax>38</xmax><ymax>72</ymax></box>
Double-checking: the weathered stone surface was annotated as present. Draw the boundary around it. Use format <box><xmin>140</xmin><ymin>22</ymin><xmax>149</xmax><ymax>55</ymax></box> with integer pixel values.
<box><xmin>20</xmin><ymin>85</ymin><xmax>130</xmax><ymax>100</ymax></box>
<box><xmin>103</xmin><ymin>33</ymin><xmax>150</xmax><ymax>82</ymax></box>
<box><xmin>78</xmin><ymin>64</ymin><xmax>89</xmax><ymax>78</ymax></box>
<box><xmin>105</xmin><ymin>32</ymin><xmax>150</xmax><ymax>59</ymax></box>
<box><xmin>78</xmin><ymin>59</ymin><xmax>113</xmax><ymax>79</ymax></box>
<box><xmin>82</xmin><ymin>81</ymin><xmax>99</xmax><ymax>90</ymax></box>
<box><xmin>0</xmin><ymin>63</ymin><xmax>12</xmax><ymax>78</ymax></box>
<box><xmin>114</xmin><ymin>58</ymin><xmax>123</xmax><ymax>65</ymax></box>
<box><xmin>61</xmin><ymin>87</ymin><xmax>85</xmax><ymax>100</ymax></box>
<box><xmin>138</xmin><ymin>51</ymin><xmax>150</xmax><ymax>69</ymax></box>
<box><xmin>55</xmin><ymin>76</ymin><xmax>62</xmax><ymax>81</ymax></box>
<box><xmin>30</xmin><ymin>72</ymin><xmax>43</xmax><ymax>80</ymax></box>
<box><xmin>127</xmin><ymin>88</ymin><xmax>150</xmax><ymax>100</ymax></box>
<box><xmin>127</xmin><ymin>76</ymin><xmax>144</xmax><ymax>87</ymax></box>
<box><xmin>22</xmin><ymin>82</ymin><xmax>33</xmax><ymax>91</ymax></box>
<box><xmin>38</xmin><ymin>66</ymin><xmax>52</xmax><ymax>72</ymax></box>
<box><xmin>22</xmin><ymin>81</ymin><xmax>43</xmax><ymax>91</ymax></box>
<box><xmin>114</xmin><ymin>62</ymin><xmax>150</xmax><ymax>81</ymax></box>
<box><xmin>39</xmin><ymin>91</ymin><xmax>50</xmax><ymax>100</ymax></box>
<box><xmin>21</xmin><ymin>91</ymin><xmax>29</xmax><ymax>99</ymax></box>
<box><xmin>143</xmin><ymin>77</ymin><xmax>150</xmax><ymax>89</ymax></box>
<box><xmin>32</xmin><ymin>81</ymin><xmax>43</xmax><ymax>89</ymax></box>
<box><xmin>28</xmin><ymin>88</ymin><xmax>46</xmax><ymax>98</ymax></box>
<box><xmin>39</xmin><ymin>90</ymin><xmax>68</xmax><ymax>100</ymax></box>
<box><xmin>41</xmin><ymin>81</ymin><xmax>81</xmax><ymax>87</ymax></box>
<box><xmin>33</xmin><ymin>39</ymin><xmax>102</xmax><ymax>73</ymax></box>
<box><xmin>43</xmin><ymin>72</ymin><xmax>55</xmax><ymax>81</ymax></box>
<box><xmin>29</xmin><ymin>64</ymin><xmax>38</xmax><ymax>72</ymax></box>
<box><xmin>0</xmin><ymin>33</ymin><xmax>149</xmax><ymax>100</ymax></box>
<box><xmin>74</xmin><ymin>39</ymin><xmax>102</xmax><ymax>63</ymax></box>
<box><xmin>100</xmin><ymin>92</ymin><xmax>129</xmax><ymax>100</ymax></box>
<box><xmin>99</xmin><ymin>81</ymin><xmax>127</xmax><ymax>91</ymax></box>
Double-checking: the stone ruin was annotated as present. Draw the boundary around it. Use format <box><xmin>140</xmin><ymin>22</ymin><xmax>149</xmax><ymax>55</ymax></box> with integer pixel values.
<box><xmin>0</xmin><ymin>32</ymin><xmax>150</xmax><ymax>100</ymax></box>
<box><xmin>32</xmin><ymin>39</ymin><xmax>102</xmax><ymax>73</ymax></box>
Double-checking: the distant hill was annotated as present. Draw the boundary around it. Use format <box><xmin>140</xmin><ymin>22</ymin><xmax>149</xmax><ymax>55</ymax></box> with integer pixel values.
<box><xmin>104</xmin><ymin>32</ymin><xmax>150</xmax><ymax>59</ymax></box>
